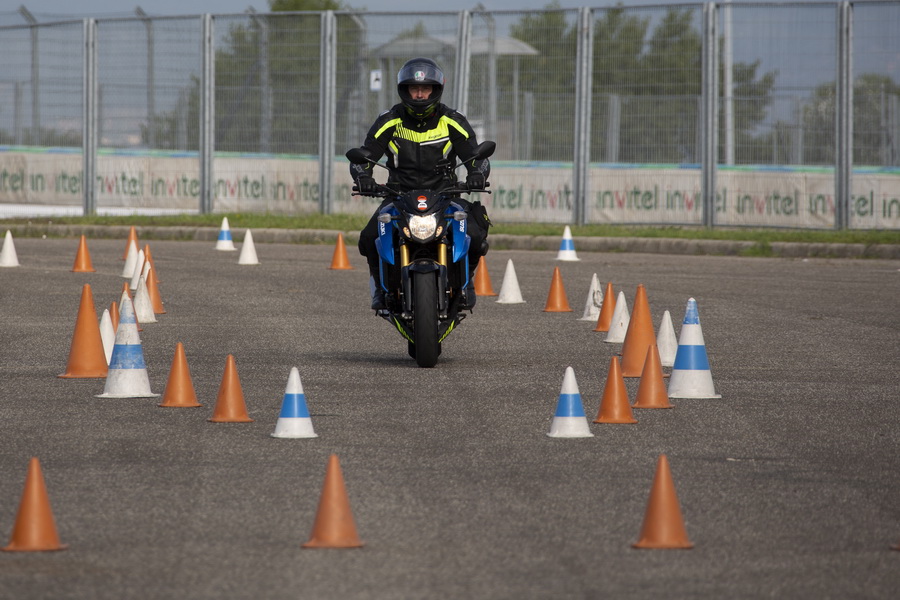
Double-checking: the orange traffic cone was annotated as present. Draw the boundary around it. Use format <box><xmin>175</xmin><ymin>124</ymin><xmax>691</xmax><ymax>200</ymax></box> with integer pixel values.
<box><xmin>594</xmin><ymin>282</ymin><xmax>615</xmax><ymax>332</ymax></box>
<box><xmin>620</xmin><ymin>284</ymin><xmax>656</xmax><ymax>377</ymax></box>
<box><xmin>594</xmin><ymin>356</ymin><xmax>637</xmax><ymax>424</ymax></box>
<box><xmin>159</xmin><ymin>343</ymin><xmax>201</xmax><ymax>408</ymax></box>
<box><xmin>632</xmin><ymin>345</ymin><xmax>673</xmax><ymax>409</ymax></box>
<box><xmin>122</xmin><ymin>226</ymin><xmax>138</xmax><ymax>260</ymax></box>
<box><xmin>328</xmin><ymin>233</ymin><xmax>353</xmax><ymax>270</ymax></box>
<box><xmin>58</xmin><ymin>284</ymin><xmax>108</xmax><ymax>378</ymax></box>
<box><xmin>71</xmin><ymin>235</ymin><xmax>95</xmax><ymax>273</ymax></box>
<box><xmin>543</xmin><ymin>267</ymin><xmax>572</xmax><ymax>312</ymax></box>
<box><xmin>3</xmin><ymin>458</ymin><xmax>67</xmax><ymax>552</ymax></box>
<box><xmin>633</xmin><ymin>455</ymin><xmax>693</xmax><ymax>549</ymax></box>
<box><xmin>208</xmin><ymin>354</ymin><xmax>253</xmax><ymax>422</ymax></box>
<box><xmin>302</xmin><ymin>454</ymin><xmax>364</xmax><ymax>549</ymax></box>
<box><xmin>474</xmin><ymin>256</ymin><xmax>496</xmax><ymax>297</ymax></box>
<box><xmin>145</xmin><ymin>263</ymin><xmax>165</xmax><ymax>314</ymax></box>
<box><xmin>109</xmin><ymin>300</ymin><xmax>120</xmax><ymax>333</ymax></box>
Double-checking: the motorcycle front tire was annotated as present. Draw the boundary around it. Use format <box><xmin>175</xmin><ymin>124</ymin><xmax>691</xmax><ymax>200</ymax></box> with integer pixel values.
<box><xmin>412</xmin><ymin>270</ymin><xmax>440</xmax><ymax>368</ymax></box>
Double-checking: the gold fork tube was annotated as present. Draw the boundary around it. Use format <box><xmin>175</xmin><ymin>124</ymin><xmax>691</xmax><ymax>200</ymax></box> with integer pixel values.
<box><xmin>400</xmin><ymin>244</ymin><xmax>410</xmax><ymax>267</ymax></box>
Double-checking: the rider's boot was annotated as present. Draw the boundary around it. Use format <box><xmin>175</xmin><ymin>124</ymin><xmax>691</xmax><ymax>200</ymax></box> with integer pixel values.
<box><xmin>369</xmin><ymin>275</ymin><xmax>386</xmax><ymax>310</ymax></box>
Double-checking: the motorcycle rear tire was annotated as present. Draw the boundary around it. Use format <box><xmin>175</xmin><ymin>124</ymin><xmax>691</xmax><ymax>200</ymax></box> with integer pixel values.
<box><xmin>413</xmin><ymin>270</ymin><xmax>439</xmax><ymax>368</ymax></box>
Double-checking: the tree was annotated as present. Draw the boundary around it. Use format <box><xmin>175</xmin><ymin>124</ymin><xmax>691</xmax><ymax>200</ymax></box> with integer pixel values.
<box><xmin>143</xmin><ymin>0</ymin><xmax>357</xmax><ymax>154</ymax></box>
<box><xmin>508</xmin><ymin>4</ymin><xmax>776</xmax><ymax>164</ymax></box>
<box><xmin>800</xmin><ymin>73</ymin><xmax>900</xmax><ymax>166</ymax></box>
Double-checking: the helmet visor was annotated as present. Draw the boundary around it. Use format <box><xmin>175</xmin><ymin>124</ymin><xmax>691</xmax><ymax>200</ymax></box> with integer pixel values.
<box><xmin>397</xmin><ymin>62</ymin><xmax>444</xmax><ymax>87</ymax></box>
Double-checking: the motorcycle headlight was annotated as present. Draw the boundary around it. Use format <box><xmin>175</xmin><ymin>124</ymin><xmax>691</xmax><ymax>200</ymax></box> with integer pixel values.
<box><xmin>408</xmin><ymin>214</ymin><xmax>437</xmax><ymax>241</ymax></box>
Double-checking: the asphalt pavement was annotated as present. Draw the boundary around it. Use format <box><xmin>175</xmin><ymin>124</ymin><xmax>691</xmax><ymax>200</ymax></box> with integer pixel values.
<box><xmin>0</xmin><ymin>236</ymin><xmax>898</xmax><ymax>599</ymax></box>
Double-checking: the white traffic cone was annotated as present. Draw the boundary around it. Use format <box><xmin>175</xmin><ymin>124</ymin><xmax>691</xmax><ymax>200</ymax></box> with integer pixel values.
<box><xmin>579</xmin><ymin>273</ymin><xmax>603</xmax><ymax>321</ymax></box>
<box><xmin>122</xmin><ymin>239</ymin><xmax>139</xmax><ymax>278</ymax></box>
<box><xmin>96</xmin><ymin>296</ymin><xmax>158</xmax><ymax>398</ymax></box>
<box><xmin>99</xmin><ymin>308</ymin><xmax>115</xmax><ymax>365</ymax></box>
<box><xmin>556</xmin><ymin>225</ymin><xmax>579</xmax><ymax>261</ymax></box>
<box><xmin>129</xmin><ymin>249</ymin><xmax>145</xmax><ymax>291</ymax></box>
<box><xmin>547</xmin><ymin>367</ymin><xmax>594</xmax><ymax>438</ymax></box>
<box><xmin>216</xmin><ymin>217</ymin><xmax>237</xmax><ymax>251</ymax></box>
<box><xmin>0</xmin><ymin>230</ymin><xmax>20</xmax><ymax>267</ymax></box>
<box><xmin>604</xmin><ymin>291</ymin><xmax>630</xmax><ymax>343</ymax></box>
<box><xmin>238</xmin><ymin>229</ymin><xmax>260</xmax><ymax>265</ymax></box>
<box><xmin>657</xmin><ymin>310</ymin><xmax>678</xmax><ymax>368</ymax></box>
<box><xmin>271</xmin><ymin>367</ymin><xmax>317</xmax><ymax>439</ymax></box>
<box><xmin>668</xmin><ymin>298</ymin><xmax>721</xmax><ymax>399</ymax></box>
<box><xmin>496</xmin><ymin>259</ymin><xmax>525</xmax><ymax>304</ymax></box>
<box><xmin>133</xmin><ymin>266</ymin><xmax>157</xmax><ymax>324</ymax></box>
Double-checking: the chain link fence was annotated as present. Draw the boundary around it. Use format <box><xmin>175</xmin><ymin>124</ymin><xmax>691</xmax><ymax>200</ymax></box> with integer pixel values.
<box><xmin>0</xmin><ymin>2</ymin><xmax>897</xmax><ymax>228</ymax></box>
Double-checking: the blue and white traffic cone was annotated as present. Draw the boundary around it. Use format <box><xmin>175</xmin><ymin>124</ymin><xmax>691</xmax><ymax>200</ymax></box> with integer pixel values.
<box><xmin>667</xmin><ymin>298</ymin><xmax>721</xmax><ymax>399</ymax></box>
<box><xmin>271</xmin><ymin>367</ymin><xmax>317</xmax><ymax>439</ymax></box>
<box><xmin>556</xmin><ymin>225</ymin><xmax>579</xmax><ymax>261</ymax></box>
<box><xmin>96</xmin><ymin>296</ymin><xmax>159</xmax><ymax>398</ymax></box>
<box><xmin>547</xmin><ymin>367</ymin><xmax>594</xmax><ymax>438</ymax></box>
<box><xmin>215</xmin><ymin>217</ymin><xmax>237</xmax><ymax>251</ymax></box>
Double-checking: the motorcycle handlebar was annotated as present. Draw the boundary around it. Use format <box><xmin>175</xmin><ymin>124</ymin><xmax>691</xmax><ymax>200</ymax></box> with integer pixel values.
<box><xmin>351</xmin><ymin>183</ymin><xmax>491</xmax><ymax>198</ymax></box>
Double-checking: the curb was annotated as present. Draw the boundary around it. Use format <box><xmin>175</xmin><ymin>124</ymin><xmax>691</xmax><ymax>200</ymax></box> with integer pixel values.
<box><xmin>4</xmin><ymin>224</ymin><xmax>898</xmax><ymax>260</ymax></box>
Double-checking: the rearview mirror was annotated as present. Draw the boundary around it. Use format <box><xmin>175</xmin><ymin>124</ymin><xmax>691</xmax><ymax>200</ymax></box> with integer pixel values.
<box><xmin>346</xmin><ymin>147</ymin><xmax>373</xmax><ymax>164</ymax></box>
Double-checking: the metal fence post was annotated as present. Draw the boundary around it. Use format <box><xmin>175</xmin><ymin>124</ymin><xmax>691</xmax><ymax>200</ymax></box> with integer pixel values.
<box><xmin>572</xmin><ymin>7</ymin><xmax>593</xmax><ymax>226</ymax></box>
<box><xmin>319</xmin><ymin>11</ymin><xmax>336</xmax><ymax>215</ymax></box>
<box><xmin>454</xmin><ymin>10</ymin><xmax>471</xmax><ymax>115</ymax></box>
<box><xmin>19</xmin><ymin>7</ymin><xmax>40</xmax><ymax>145</ymax></box>
<box><xmin>200</xmin><ymin>14</ymin><xmax>214</xmax><ymax>214</ymax></box>
<box><xmin>835</xmin><ymin>1</ymin><xmax>853</xmax><ymax>230</ymax></box>
<box><xmin>700</xmin><ymin>2</ymin><xmax>719</xmax><ymax>228</ymax></box>
<box><xmin>83</xmin><ymin>19</ymin><xmax>97</xmax><ymax>216</ymax></box>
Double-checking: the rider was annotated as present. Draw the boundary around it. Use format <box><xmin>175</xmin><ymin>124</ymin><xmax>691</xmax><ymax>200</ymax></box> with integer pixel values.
<box><xmin>352</xmin><ymin>57</ymin><xmax>491</xmax><ymax>310</ymax></box>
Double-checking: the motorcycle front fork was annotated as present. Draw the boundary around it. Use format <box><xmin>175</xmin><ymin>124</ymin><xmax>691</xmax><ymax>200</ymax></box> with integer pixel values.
<box><xmin>398</xmin><ymin>239</ymin><xmax>451</xmax><ymax>319</ymax></box>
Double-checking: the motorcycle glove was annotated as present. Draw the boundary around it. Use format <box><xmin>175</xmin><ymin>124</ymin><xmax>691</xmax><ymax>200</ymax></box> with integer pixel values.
<box><xmin>356</xmin><ymin>175</ymin><xmax>376</xmax><ymax>193</ymax></box>
<box><xmin>466</xmin><ymin>172</ymin><xmax>486</xmax><ymax>190</ymax></box>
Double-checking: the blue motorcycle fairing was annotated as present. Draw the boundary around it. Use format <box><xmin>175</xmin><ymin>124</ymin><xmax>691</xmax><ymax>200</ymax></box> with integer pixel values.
<box><xmin>375</xmin><ymin>205</ymin><xmax>400</xmax><ymax>265</ymax></box>
<box><xmin>448</xmin><ymin>202</ymin><xmax>471</xmax><ymax>263</ymax></box>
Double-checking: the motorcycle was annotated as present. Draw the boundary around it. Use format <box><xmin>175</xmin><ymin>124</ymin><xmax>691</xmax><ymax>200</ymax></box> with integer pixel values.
<box><xmin>346</xmin><ymin>141</ymin><xmax>495</xmax><ymax>368</ymax></box>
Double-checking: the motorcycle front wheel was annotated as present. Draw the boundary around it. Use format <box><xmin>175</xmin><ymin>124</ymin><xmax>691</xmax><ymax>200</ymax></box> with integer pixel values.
<box><xmin>412</xmin><ymin>270</ymin><xmax>439</xmax><ymax>367</ymax></box>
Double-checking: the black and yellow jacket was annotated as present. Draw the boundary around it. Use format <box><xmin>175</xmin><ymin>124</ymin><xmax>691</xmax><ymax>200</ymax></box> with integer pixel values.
<box><xmin>350</xmin><ymin>103</ymin><xmax>490</xmax><ymax>191</ymax></box>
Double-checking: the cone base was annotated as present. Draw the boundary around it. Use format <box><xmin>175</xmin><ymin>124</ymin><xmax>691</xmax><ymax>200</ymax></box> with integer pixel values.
<box><xmin>208</xmin><ymin>417</ymin><xmax>254</xmax><ymax>423</ymax></box>
<box><xmin>632</xmin><ymin>403</ymin><xmax>674</xmax><ymax>410</ymax></box>
<box><xmin>668</xmin><ymin>393</ymin><xmax>721</xmax><ymax>399</ymax></box>
<box><xmin>301</xmin><ymin>539</ymin><xmax>364</xmax><ymax>549</ymax></box>
<box><xmin>58</xmin><ymin>371</ymin><xmax>107</xmax><ymax>379</ymax></box>
<box><xmin>159</xmin><ymin>402</ymin><xmax>202</xmax><ymax>408</ymax></box>
<box><xmin>96</xmin><ymin>392</ymin><xmax>160</xmax><ymax>399</ymax></box>
<box><xmin>271</xmin><ymin>420</ymin><xmax>317</xmax><ymax>438</ymax></box>
<box><xmin>271</xmin><ymin>431</ymin><xmax>318</xmax><ymax>439</ymax></box>
<box><xmin>2</xmin><ymin>543</ymin><xmax>68</xmax><ymax>553</ymax></box>
<box><xmin>593</xmin><ymin>417</ymin><xmax>638</xmax><ymax>424</ymax></box>
<box><xmin>632</xmin><ymin>540</ymin><xmax>694</xmax><ymax>550</ymax></box>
